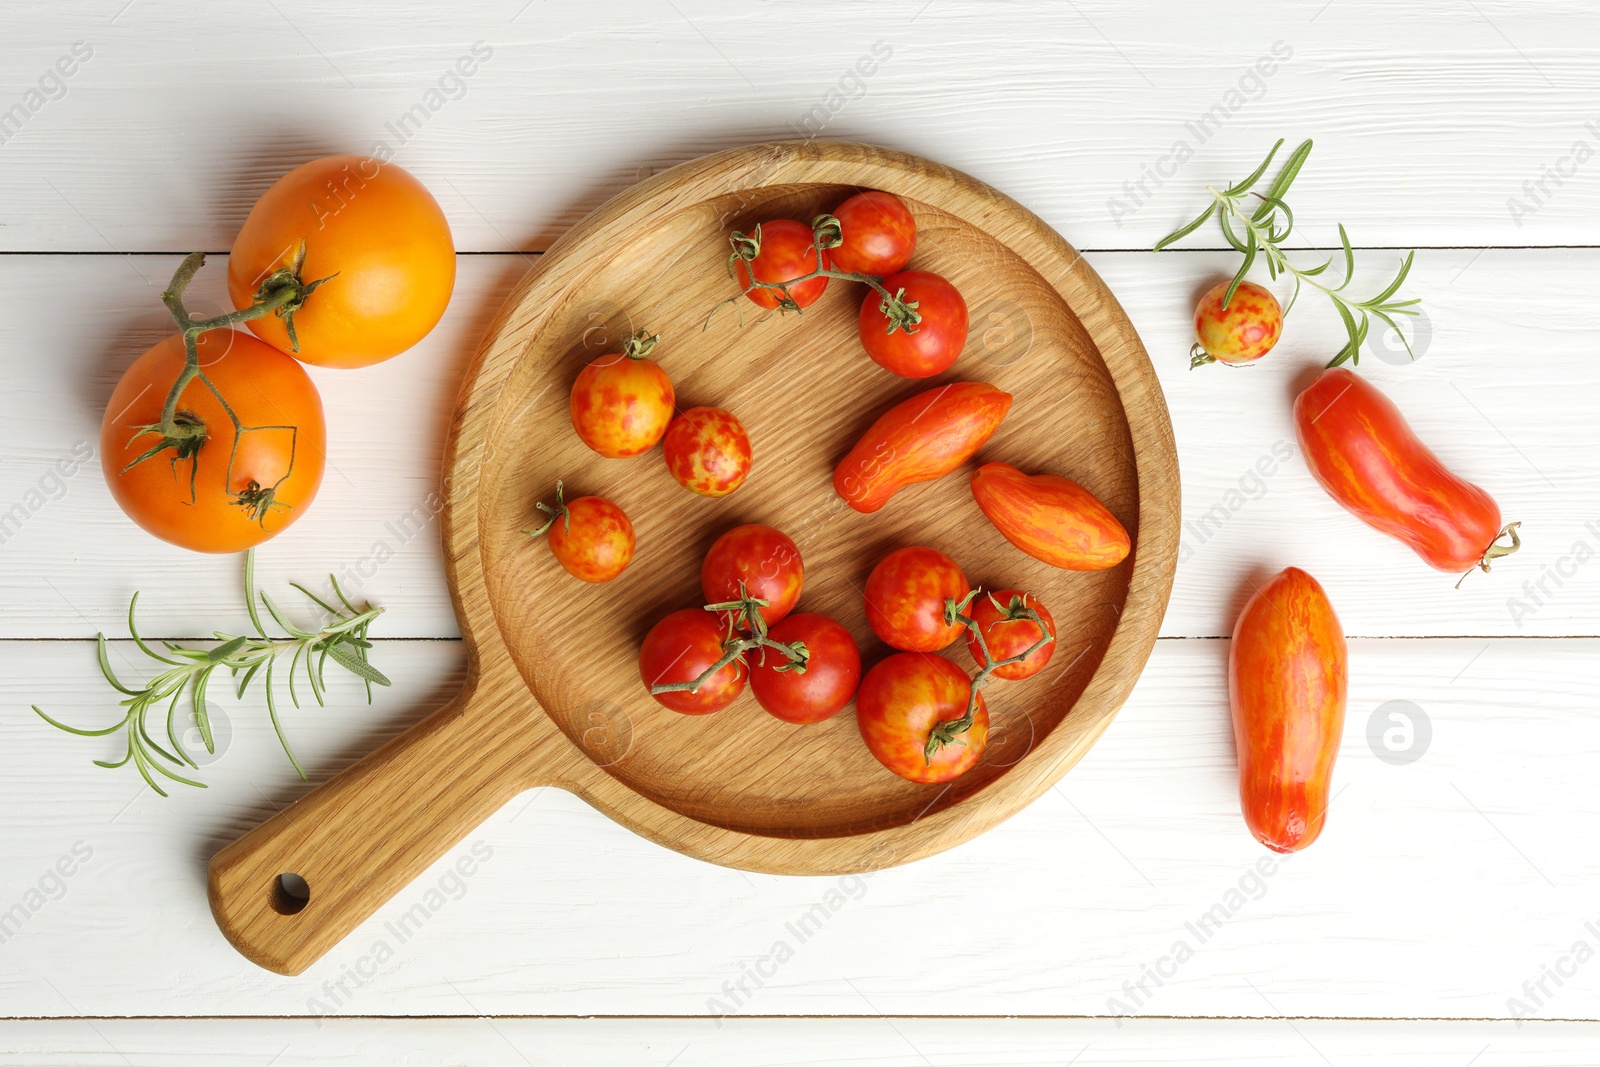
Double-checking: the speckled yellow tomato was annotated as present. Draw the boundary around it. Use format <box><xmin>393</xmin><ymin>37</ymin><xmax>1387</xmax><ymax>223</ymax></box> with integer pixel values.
<box><xmin>526</xmin><ymin>483</ymin><xmax>635</xmax><ymax>583</ymax></box>
<box><xmin>662</xmin><ymin>406</ymin><xmax>751</xmax><ymax>497</ymax></box>
<box><xmin>857</xmin><ymin>652</ymin><xmax>988</xmax><ymax>784</ymax></box>
<box><xmin>1192</xmin><ymin>280</ymin><xmax>1282</xmax><ymax>368</ymax></box>
<box><xmin>570</xmin><ymin>331</ymin><xmax>676</xmax><ymax>458</ymax></box>
<box><xmin>864</xmin><ymin>546</ymin><xmax>971</xmax><ymax>652</ymax></box>
<box><xmin>227</xmin><ymin>156</ymin><xmax>455</xmax><ymax>368</ymax></box>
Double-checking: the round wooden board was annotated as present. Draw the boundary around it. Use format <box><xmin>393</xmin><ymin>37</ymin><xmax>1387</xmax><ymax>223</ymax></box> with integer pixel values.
<box><xmin>208</xmin><ymin>140</ymin><xmax>1178</xmax><ymax>976</ymax></box>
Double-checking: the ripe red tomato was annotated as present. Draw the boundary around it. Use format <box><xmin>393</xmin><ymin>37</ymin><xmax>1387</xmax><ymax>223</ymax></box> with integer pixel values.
<box><xmin>964</xmin><ymin>590</ymin><xmax>1055</xmax><ymax>680</ymax></box>
<box><xmin>639</xmin><ymin>608</ymin><xmax>746</xmax><ymax>714</ymax></box>
<box><xmin>1192</xmin><ymin>280</ymin><xmax>1282</xmax><ymax>369</ymax></box>
<box><xmin>1294</xmin><ymin>368</ymin><xmax>1518</xmax><ymax>575</ymax></box>
<box><xmin>749</xmin><ymin>613</ymin><xmax>861</xmax><ymax>724</ymax></box>
<box><xmin>969</xmin><ymin>462</ymin><xmax>1130</xmax><ymax>571</ymax></box>
<box><xmin>663</xmin><ymin>407</ymin><xmax>752</xmax><ymax>497</ymax></box>
<box><xmin>101</xmin><ymin>330</ymin><xmax>326</xmax><ymax>553</ymax></box>
<box><xmin>527</xmin><ymin>484</ymin><xmax>634</xmax><ymax>583</ymax></box>
<box><xmin>570</xmin><ymin>331</ymin><xmax>675</xmax><ymax>458</ymax></box>
<box><xmin>858</xmin><ymin>271</ymin><xmax>968</xmax><ymax>378</ymax></box>
<box><xmin>1230</xmin><ymin>567</ymin><xmax>1347</xmax><ymax>853</ymax></box>
<box><xmin>701</xmin><ymin>524</ymin><xmax>803</xmax><ymax>626</ymax></box>
<box><xmin>835</xmin><ymin>381</ymin><xmax>1012</xmax><ymax>514</ymax></box>
<box><xmin>827</xmin><ymin>191</ymin><xmax>916</xmax><ymax>275</ymax></box>
<box><xmin>857</xmin><ymin>653</ymin><xmax>989</xmax><ymax>784</ymax></box>
<box><xmin>864</xmin><ymin>546</ymin><xmax>971</xmax><ymax>652</ymax></box>
<box><xmin>733</xmin><ymin>219</ymin><xmax>829</xmax><ymax>310</ymax></box>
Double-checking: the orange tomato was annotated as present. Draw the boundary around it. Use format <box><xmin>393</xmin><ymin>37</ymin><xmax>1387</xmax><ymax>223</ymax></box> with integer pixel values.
<box><xmin>570</xmin><ymin>332</ymin><xmax>676</xmax><ymax>459</ymax></box>
<box><xmin>857</xmin><ymin>652</ymin><xmax>989</xmax><ymax>784</ymax></box>
<box><xmin>969</xmin><ymin>462</ymin><xmax>1130</xmax><ymax>570</ymax></box>
<box><xmin>1229</xmin><ymin>566</ymin><xmax>1347</xmax><ymax>853</ymax></box>
<box><xmin>528</xmin><ymin>485</ymin><xmax>635</xmax><ymax>583</ymax></box>
<box><xmin>864</xmin><ymin>546</ymin><xmax>971</xmax><ymax>652</ymax></box>
<box><xmin>1193</xmin><ymin>280</ymin><xmax>1282</xmax><ymax>368</ymax></box>
<box><xmin>964</xmin><ymin>590</ymin><xmax>1055</xmax><ymax>680</ymax></box>
<box><xmin>101</xmin><ymin>331</ymin><xmax>326</xmax><ymax>553</ymax></box>
<box><xmin>227</xmin><ymin>156</ymin><xmax>455</xmax><ymax>368</ymax></box>
<box><xmin>701</xmin><ymin>524</ymin><xmax>804</xmax><ymax>626</ymax></box>
<box><xmin>663</xmin><ymin>407</ymin><xmax>752</xmax><ymax>497</ymax></box>
<box><xmin>834</xmin><ymin>381</ymin><xmax>1012</xmax><ymax>513</ymax></box>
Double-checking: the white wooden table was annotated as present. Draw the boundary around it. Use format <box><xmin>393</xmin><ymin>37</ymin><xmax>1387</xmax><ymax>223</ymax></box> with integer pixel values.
<box><xmin>3</xmin><ymin>2</ymin><xmax>1597</xmax><ymax>1062</ymax></box>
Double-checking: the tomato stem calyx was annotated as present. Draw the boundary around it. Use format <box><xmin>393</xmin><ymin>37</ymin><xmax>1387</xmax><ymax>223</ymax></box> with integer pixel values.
<box><xmin>621</xmin><ymin>330</ymin><xmax>661</xmax><ymax>361</ymax></box>
<box><xmin>924</xmin><ymin>589</ymin><xmax>1056</xmax><ymax>764</ymax></box>
<box><xmin>524</xmin><ymin>480</ymin><xmax>573</xmax><ymax>537</ymax></box>
<box><xmin>1457</xmin><ymin>521</ymin><xmax>1523</xmax><ymax>589</ymax></box>
<box><xmin>707</xmin><ymin>221</ymin><xmax>921</xmax><ymax>329</ymax></box>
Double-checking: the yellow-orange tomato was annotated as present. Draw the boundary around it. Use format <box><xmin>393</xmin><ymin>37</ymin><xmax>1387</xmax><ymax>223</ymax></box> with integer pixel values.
<box><xmin>101</xmin><ymin>331</ymin><xmax>326</xmax><ymax>553</ymax></box>
<box><xmin>663</xmin><ymin>407</ymin><xmax>751</xmax><ymax>497</ymax></box>
<box><xmin>570</xmin><ymin>334</ymin><xmax>676</xmax><ymax>458</ymax></box>
<box><xmin>1192</xmin><ymin>280</ymin><xmax>1282</xmax><ymax>368</ymax></box>
<box><xmin>864</xmin><ymin>546</ymin><xmax>971</xmax><ymax>652</ymax></box>
<box><xmin>227</xmin><ymin>156</ymin><xmax>456</xmax><ymax>368</ymax></box>
<box><xmin>969</xmin><ymin>462</ymin><xmax>1130</xmax><ymax>571</ymax></box>
<box><xmin>528</xmin><ymin>485</ymin><xmax>635</xmax><ymax>583</ymax></box>
<box><xmin>1230</xmin><ymin>566</ymin><xmax>1347</xmax><ymax>853</ymax></box>
<box><xmin>857</xmin><ymin>652</ymin><xmax>989</xmax><ymax>784</ymax></box>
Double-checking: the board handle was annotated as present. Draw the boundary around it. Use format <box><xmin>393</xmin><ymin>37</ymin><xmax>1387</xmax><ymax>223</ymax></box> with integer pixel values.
<box><xmin>207</xmin><ymin>670</ymin><xmax>540</xmax><ymax>974</ymax></box>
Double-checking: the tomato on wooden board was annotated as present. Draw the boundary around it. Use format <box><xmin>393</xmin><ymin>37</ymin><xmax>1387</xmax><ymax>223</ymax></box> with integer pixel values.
<box><xmin>227</xmin><ymin>156</ymin><xmax>455</xmax><ymax>369</ymax></box>
<box><xmin>964</xmin><ymin>590</ymin><xmax>1055</xmax><ymax>680</ymax></box>
<box><xmin>970</xmin><ymin>462</ymin><xmax>1130</xmax><ymax>571</ymax></box>
<box><xmin>864</xmin><ymin>546</ymin><xmax>971</xmax><ymax>652</ymax></box>
<box><xmin>749</xmin><ymin>613</ymin><xmax>861</xmax><ymax>724</ymax></box>
<box><xmin>701</xmin><ymin>524</ymin><xmax>804</xmax><ymax>626</ymax></box>
<box><xmin>1192</xmin><ymin>280</ymin><xmax>1283</xmax><ymax>369</ymax></box>
<box><xmin>858</xmin><ymin>270</ymin><xmax>968</xmax><ymax>378</ymax></box>
<box><xmin>101</xmin><ymin>331</ymin><xmax>326</xmax><ymax>553</ymax></box>
<box><xmin>1294</xmin><ymin>368</ymin><xmax>1520</xmax><ymax>575</ymax></box>
<box><xmin>526</xmin><ymin>483</ymin><xmax>634</xmax><ymax>583</ymax></box>
<box><xmin>733</xmin><ymin>219</ymin><xmax>829</xmax><ymax>310</ymax></box>
<box><xmin>827</xmin><ymin>191</ymin><xmax>916</xmax><ymax>275</ymax></box>
<box><xmin>857</xmin><ymin>652</ymin><xmax>989</xmax><ymax>784</ymax></box>
<box><xmin>663</xmin><ymin>407</ymin><xmax>752</xmax><ymax>497</ymax></box>
<box><xmin>1230</xmin><ymin>566</ymin><xmax>1347</xmax><ymax>853</ymax></box>
<box><xmin>570</xmin><ymin>331</ymin><xmax>676</xmax><ymax>459</ymax></box>
<box><xmin>835</xmin><ymin>381</ymin><xmax>1013</xmax><ymax>514</ymax></box>
<box><xmin>639</xmin><ymin>608</ymin><xmax>746</xmax><ymax>714</ymax></box>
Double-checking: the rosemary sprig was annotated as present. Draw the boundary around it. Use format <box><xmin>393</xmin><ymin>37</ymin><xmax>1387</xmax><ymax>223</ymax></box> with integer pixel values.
<box><xmin>1154</xmin><ymin>138</ymin><xmax>1422</xmax><ymax>368</ymax></box>
<box><xmin>33</xmin><ymin>549</ymin><xmax>389</xmax><ymax>796</ymax></box>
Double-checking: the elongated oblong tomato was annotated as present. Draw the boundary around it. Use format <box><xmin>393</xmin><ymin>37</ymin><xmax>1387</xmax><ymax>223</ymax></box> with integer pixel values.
<box><xmin>1230</xmin><ymin>567</ymin><xmax>1346</xmax><ymax>853</ymax></box>
<box><xmin>1294</xmin><ymin>368</ymin><xmax>1518</xmax><ymax>574</ymax></box>
<box><xmin>834</xmin><ymin>382</ymin><xmax>1012</xmax><ymax>513</ymax></box>
<box><xmin>969</xmin><ymin>462</ymin><xmax>1129</xmax><ymax>570</ymax></box>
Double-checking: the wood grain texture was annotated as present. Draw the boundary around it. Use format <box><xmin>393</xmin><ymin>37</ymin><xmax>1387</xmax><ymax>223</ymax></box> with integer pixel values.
<box><xmin>205</xmin><ymin>141</ymin><xmax>1179</xmax><ymax>975</ymax></box>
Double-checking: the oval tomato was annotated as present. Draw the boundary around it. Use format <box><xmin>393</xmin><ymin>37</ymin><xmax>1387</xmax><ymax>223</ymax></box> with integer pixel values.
<box><xmin>1230</xmin><ymin>566</ymin><xmax>1347</xmax><ymax>853</ymax></box>
<box><xmin>227</xmin><ymin>156</ymin><xmax>455</xmax><ymax>368</ymax></box>
<box><xmin>857</xmin><ymin>652</ymin><xmax>989</xmax><ymax>784</ymax></box>
<box><xmin>733</xmin><ymin>219</ymin><xmax>828</xmax><ymax>310</ymax></box>
<box><xmin>640</xmin><ymin>608</ymin><xmax>746</xmax><ymax>714</ymax></box>
<box><xmin>858</xmin><ymin>270</ymin><xmax>968</xmax><ymax>378</ymax></box>
<box><xmin>101</xmin><ymin>331</ymin><xmax>326</xmax><ymax>553</ymax></box>
<box><xmin>835</xmin><ymin>382</ymin><xmax>1012</xmax><ymax>514</ymax></box>
<box><xmin>970</xmin><ymin>462</ymin><xmax>1130</xmax><ymax>571</ymax></box>
<box><xmin>964</xmin><ymin>590</ymin><xmax>1055</xmax><ymax>681</ymax></box>
<box><xmin>570</xmin><ymin>331</ymin><xmax>675</xmax><ymax>459</ymax></box>
<box><xmin>663</xmin><ymin>407</ymin><xmax>752</xmax><ymax>497</ymax></box>
<box><xmin>528</xmin><ymin>483</ymin><xmax>634</xmax><ymax>583</ymax></box>
<box><xmin>750</xmin><ymin>613</ymin><xmax>861</xmax><ymax>724</ymax></box>
<box><xmin>1294</xmin><ymin>368</ymin><xmax>1519</xmax><ymax>575</ymax></box>
<box><xmin>701</xmin><ymin>524</ymin><xmax>803</xmax><ymax>626</ymax></box>
<box><xmin>1192</xmin><ymin>280</ymin><xmax>1282</xmax><ymax>368</ymax></box>
<box><xmin>828</xmin><ymin>191</ymin><xmax>916</xmax><ymax>275</ymax></box>
<box><xmin>864</xmin><ymin>546</ymin><xmax>971</xmax><ymax>652</ymax></box>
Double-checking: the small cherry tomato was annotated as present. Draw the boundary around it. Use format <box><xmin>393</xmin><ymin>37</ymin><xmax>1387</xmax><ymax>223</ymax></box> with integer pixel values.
<box><xmin>1192</xmin><ymin>280</ymin><xmax>1282</xmax><ymax>368</ymax></box>
<box><xmin>663</xmin><ymin>406</ymin><xmax>752</xmax><ymax>497</ymax></box>
<box><xmin>864</xmin><ymin>546</ymin><xmax>971</xmax><ymax>652</ymax></box>
<box><xmin>526</xmin><ymin>482</ymin><xmax>634</xmax><ymax>583</ymax></box>
<box><xmin>1294</xmin><ymin>368</ymin><xmax>1520</xmax><ymax>576</ymax></box>
<box><xmin>858</xmin><ymin>270</ymin><xmax>968</xmax><ymax>378</ymax></box>
<box><xmin>750</xmin><ymin>613</ymin><xmax>862</xmax><ymax>724</ymax></box>
<box><xmin>570</xmin><ymin>330</ymin><xmax>675</xmax><ymax>458</ymax></box>
<box><xmin>857</xmin><ymin>652</ymin><xmax>989</xmax><ymax>784</ymax></box>
<box><xmin>964</xmin><ymin>590</ymin><xmax>1056</xmax><ymax>681</ymax></box>
<box><xmin>827</xmin><ymin>191</ymin><xmax>916</xmax><ymax>275</ymax></box>
<box><xmin>733</xmin><ymin>219</ymin><xmax>829</xmax><ymax>310</ymax></box>
<box><xmin>970</xmin><ymin>462</ymin><xmax>1130</xmax><ymax>571</ymax></box>
<box><xmin>701</xmin><ymin>524</ymin><xmax>803</xmax><ymax>626</ymax></box>
<box><xmin>1230</xmin><ymin>566</ymin><xmax>1346</xmax><ymax>853</ymax></box>
<box><xmin>640</xmin><ymin>608</ymin><xmax>746</xmax><ymax>714</ymax></box>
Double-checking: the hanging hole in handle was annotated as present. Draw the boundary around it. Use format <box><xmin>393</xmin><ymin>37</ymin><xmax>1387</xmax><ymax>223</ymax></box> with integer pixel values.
<box><xmin>270</xmin><ymin>872</ymin><xmax>311</xmax><ymax>915</ymax></box>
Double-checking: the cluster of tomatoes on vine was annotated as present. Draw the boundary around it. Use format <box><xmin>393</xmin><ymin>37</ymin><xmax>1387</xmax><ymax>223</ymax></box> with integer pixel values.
<box><xmin>533</xmin><ymin>191</ymin><xmax>1132</xmax><ymax>784</ymax></box>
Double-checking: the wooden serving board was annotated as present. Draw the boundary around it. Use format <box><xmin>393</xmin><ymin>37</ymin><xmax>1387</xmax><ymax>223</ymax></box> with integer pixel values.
<box><xmin>207</xmin><ymin>140</ymin><xmax>1179</xmax><ymax>975</ymax></box>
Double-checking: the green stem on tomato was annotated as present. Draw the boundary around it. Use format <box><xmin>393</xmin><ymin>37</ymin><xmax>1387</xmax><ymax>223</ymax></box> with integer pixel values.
<box><xmin>923</xmin><ymin>591</ymin><xmax>1056</xmax><ymax>764</ymax></box>
<box><xmin>647</xmin><ymin>584</ymin><xmax>810</xmax><ymax>696</ymax></box>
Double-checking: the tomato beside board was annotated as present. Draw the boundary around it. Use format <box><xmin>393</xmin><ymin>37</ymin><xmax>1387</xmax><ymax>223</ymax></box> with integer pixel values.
<box><xmin>1230</xmin><ymin>566</ymin><xmax>1347</xmax><ymax>853</ymax></box>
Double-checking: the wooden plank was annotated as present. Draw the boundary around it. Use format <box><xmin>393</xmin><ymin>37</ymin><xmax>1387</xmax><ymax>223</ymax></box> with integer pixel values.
<box><xmin>0</xmin><ymin>2</ymin><xmax>1596</xmax><ymax>253</ymax></box>
<box><xmin>0</xmin><ymin>249</ymin><xmax>1589</xmax><ymax>640</ymax></box>
<box><xmin>6</xmin><ymin>636</ymin><xmax>1598</xmax><ymax>1020</ymax></box>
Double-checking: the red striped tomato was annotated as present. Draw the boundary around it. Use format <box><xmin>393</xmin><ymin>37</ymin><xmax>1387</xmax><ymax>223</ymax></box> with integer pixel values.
<box><xmin>969</xmin><ymin>462</ymin><xmax>1129</xmax><ymax>571</ymax></box>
